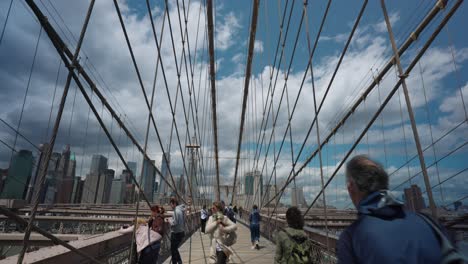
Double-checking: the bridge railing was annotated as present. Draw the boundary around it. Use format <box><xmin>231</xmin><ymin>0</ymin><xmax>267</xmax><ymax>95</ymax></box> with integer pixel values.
<box><xmin>3</xmin><ymin>211</ymin><xmax>200</xmax><ymax>263</ymax></box>
<box><xmin>238</xmin><ymin>209</ymin><xmax>337</xmax><ymax>263</ymax></box>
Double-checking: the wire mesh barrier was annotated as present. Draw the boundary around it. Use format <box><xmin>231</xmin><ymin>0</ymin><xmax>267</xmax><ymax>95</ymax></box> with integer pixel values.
<box><xmin>238</xmin><ymin>209</ymin><xmax>337</xmax><ymax>263</ymax></box>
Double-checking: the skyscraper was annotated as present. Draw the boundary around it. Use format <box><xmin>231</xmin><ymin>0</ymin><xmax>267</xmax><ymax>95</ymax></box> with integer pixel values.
<box><xmin>56</xmin><ymin>145</ymin><xmax>76</xmax><ymax>203</ymax></box>
<box><xmin>127</xmin><ymin>161</ymin><xmax>137</xmax><ymax>175</ymax></box>
<box><xmin>71</xmin><ymin>177</ymin><xmax>84</xmax><ymax>204</ymax></box>
<box><xmin>291</xmin><ymin>186</ymin><xmax>307</xmax><ymax>208</ymax></box>
<box><xmin>244</xmin><ymin>170</ymin><xmax>262</xmax><ymax>207</ymax></box>
<box><xmin>122</xmin><ymin>169</ymin><xmax>135</xmax><ymax>204</ymax></box>
<box><xmin>0</xmin><ymin>168</ymin><xmax>8</xmax><ymax>195</ymax></box>
<box><xmin>142</xmin><ymin>159</ymin><xmax>156</xmax><ymax>202</ymax></box>
<box><xmin>110</xmin><ymin>178</ymin><xmax>125</xmax><ymax>204</ymax></box>
<box><xmin>81</xmin><ymin>155</ymin><xmax>108</xmax><ymax>204</ymax></box>
<box><xmin>159</xmin><ymin>152</ymin><xmax>170</xmax><ymax>197</ymax></box>
<box><xmin>0</xmin><ymin>150</ymin><xmax>33</xmax><ymax>200</ymax></box>
<box><xmin>404</xmin><ymin>184</ymin><xmax>426</xmax><ymax>212</ymax></box>
<box><xmin>97</xmin><ymin>169</ymin><xmax>114</xmax><ymax>204</ymax></box>
<box><xmin>178</xmin><ymin>174</ymin><xmax>186</xmax><ymax>197</ymax></box>
<box><xmin>263</xmin><ymin>184</ymin><xmax>279</xmax><ymax>207</ymax></box>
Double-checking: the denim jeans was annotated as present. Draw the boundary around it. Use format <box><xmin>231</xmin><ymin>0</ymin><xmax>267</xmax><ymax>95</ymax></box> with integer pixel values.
<box><xmin>250</xmin><ymin>223</ymin><xmax>260</xmax><ymax>243</ymax></box>
<box><xmin>171</xmin><ymin>231</ymin><xmax>185</xmax><ymax>263</ymax></box>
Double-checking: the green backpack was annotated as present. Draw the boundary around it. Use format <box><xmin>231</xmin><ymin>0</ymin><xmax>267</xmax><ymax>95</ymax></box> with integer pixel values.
<box><xmin>286</xmin><ymin>232</ymin><xmax>315</xmax><ymax>264</ymax></box>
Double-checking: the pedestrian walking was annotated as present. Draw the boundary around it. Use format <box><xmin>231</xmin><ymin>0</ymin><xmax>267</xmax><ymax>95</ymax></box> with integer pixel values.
<box><xmin>337</xmin><ymin>155</ymin><xmax>466</xmax><ymax>264</ymax></box>
<box><xmin>275</xmin><ymin>206</ymin><xmax>318</xmax><ymax>263</ymax></box>
<box><xmin>170</xmin><ymin>197</ymin><xmax>186</xmax><ymax>264</ymax></box>
<box><xmin>249</xmin><ymin>204</ymin><xmax>261</xmax><ymax>250</ymax></box>
<box><xmin>205</xmin><ymin>201</ymin><xmax>238</xmax><ymax>264</ymax></box>
<box><xmin>226</xmin><ymin>203</ymin><xmax>236</xmax><ymax>223</ymax></box>
<box><xmin>201</xmin><ymin>204</ymin><xmax>208</xmax><ymax>233</ymax></box>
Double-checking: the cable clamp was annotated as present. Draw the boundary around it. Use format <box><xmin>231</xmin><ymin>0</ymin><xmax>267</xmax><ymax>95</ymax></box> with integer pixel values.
<box><xmin>399</xmin><ymin>73</ymin><xmax>409</xmax><ymax>79</ymax></box>
<box><xmin>437</xmin><ymin>0</ymin><xmax>446</xmax><ymax>9</ymax></box>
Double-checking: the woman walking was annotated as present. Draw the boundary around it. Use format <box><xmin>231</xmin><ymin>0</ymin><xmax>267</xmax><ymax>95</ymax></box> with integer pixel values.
<box><xmin>205</xmin><ymin>201</ymin><xmax>237</xmax><ymax>264</ymax></box>
<box><xmin>249</xmin><ymin>204</ymin><xmax>261</xmax><ymax>250</ymax></box>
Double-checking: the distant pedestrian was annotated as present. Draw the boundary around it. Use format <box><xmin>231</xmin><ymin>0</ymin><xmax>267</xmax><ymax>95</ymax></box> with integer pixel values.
<box><xmin>233</xmin><ymin>205</ymin><xmax>238</xmax><ymax>215</ymax></box>
<box><xmin>337</xmin><ymin>155</ymin><xmax>465</xmax><ymax>264</ymax></box>
<box><xmin>205</xmin><ymin>201</ymin><xmax>238</xmax><ymax>264</ymax></box>
<box><xmin>239</xmin><ymin>206</ymin><xmax>243</xmax><ymax>219</ymax></box>
<box><xmin>275</xmin><ymin>206</ymin><xmax>317</xmax><ymax>263</ymax></box>
<box><xmin>249</xmin><ymin>205</ymin><xmax>261</xmax><ymax>250</ymax></box>
<box><xmin>201</xmin><ymin>204</ymin><xmax>209</xmax><ymax>233</ymax></box>
<box><xmin>226</xmin><ymin>203</ymin><xmax>236</xmax><ymax>223</ymax></box>
<box><xmin>170</xmin><ymin>197</ymin><xmax>186</xmax><ymax>264</ymax></box>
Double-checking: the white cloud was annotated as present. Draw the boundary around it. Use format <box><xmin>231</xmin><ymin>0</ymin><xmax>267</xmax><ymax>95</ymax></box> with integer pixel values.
<box><xmin>215</xmin><ymin>12</ymin><xmax>241</xmax><ymax>51</ymax></box>
<box><xmin>254</xmin><ymin>40</ymin><xmax>263</xmax><ymax>53</ymax></box>
<box><xmin>373</xmin><ymin>12</ymin><xmax>400</xmax><ymax>33</ymax></box>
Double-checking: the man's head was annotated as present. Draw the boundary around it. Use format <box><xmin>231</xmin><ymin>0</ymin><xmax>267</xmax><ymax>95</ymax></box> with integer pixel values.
<box><xmin>252</xmin><ymin>204</ymin><xmax>258</xmax><ymax>210</ymax></box>
<box><xmin>346</xmin><ymin>155</ymin><xmax>389</xmax><ymax>207</ymax></box>
<box><xmin>170</xmin><ymin>198</ymin><xmax>179</xmax><ymax>209</ymax></box>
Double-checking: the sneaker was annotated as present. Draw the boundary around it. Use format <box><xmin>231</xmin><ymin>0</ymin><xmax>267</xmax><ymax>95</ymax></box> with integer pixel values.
<box><xmin>255</xmin><ymin>242</ymin><xmax>260</xmax><ymax>250</ymax></box>
<box><xmin>251</xmin><ymin>245</ymin><xmax>256</xmax><ymax>250</ymax></box>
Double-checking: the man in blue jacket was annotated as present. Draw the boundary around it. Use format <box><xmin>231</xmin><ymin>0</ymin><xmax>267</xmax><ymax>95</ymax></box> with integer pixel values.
<box><xmin>337</xmin><ymin>155</ymin><xmax>442</xmax><ymax>264</ymax></box>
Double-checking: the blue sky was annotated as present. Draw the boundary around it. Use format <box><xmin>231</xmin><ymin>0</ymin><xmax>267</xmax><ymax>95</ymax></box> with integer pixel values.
<box><xmin>0</xmin><ymin>0</ymin><xmax>466</xmax><ymax>208</ymax></box>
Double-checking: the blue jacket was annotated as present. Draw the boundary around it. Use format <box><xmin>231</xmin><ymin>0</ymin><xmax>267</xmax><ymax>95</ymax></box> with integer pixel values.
<box><xmin>249</xmin><ymin>209</ymin><xmax>261</xmax><ymax>225</ymax></box>
<box><xmin>337</xmin><ymin>191</ymin><xmax>442</xmax><ymax>264</ymax></box>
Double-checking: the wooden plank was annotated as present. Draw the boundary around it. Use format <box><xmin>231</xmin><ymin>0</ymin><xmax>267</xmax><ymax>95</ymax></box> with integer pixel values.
<box><xmin>164</xmin><ymin>223</ymin><xmax>276</xmax><ymax>263</ymax></box>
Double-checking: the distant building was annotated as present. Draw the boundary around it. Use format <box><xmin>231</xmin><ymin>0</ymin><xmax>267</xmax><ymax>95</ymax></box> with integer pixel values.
<box><xmin>0</xmin><ymin>149</ymin><xmax>34</xmax><ymax>200</ymax></box>
<box><xmin>142</xmin><ymin>159</ymin><xmax>156</xmax><ymax>202</ymax></box>
<box><xmin>244</xmin><ymin>171</ymin><xmax>262</xmax><ymax>208</ymax></box>
<box><xmin>71</xmin><ymin>177</ymin><xmax>84</xmax><ymax>204</ymax></box>
<box><xmin>56</xmin><ymin>145</ymin><xmax>76</xmax><ymax>204</ymax></box>
<box><xmin>122</xmin><ymin>169</ymin><xmax>135</xmax><ymax>204</ymax></box>
<box><xmin>81</xmin><ymin>155</ymin><xmax>108</xmax><ymax>204</ymax></box>
<box><xmin>159</xmin><ymin>152</ymin><xmax>170</xmax><ymax>197</ymax></box>
<box><xmin>127</xmin><ymin>161</ymin><xmax>137</xmax><ymax>175</ymax></box>
<box><xmin>0</xmin><ymin>168</ymin><xmax>8</xmax><ymax>194</ymax></box>
<box><xmin>404</xmin><ymin>184</ymin><xmax>426</xmax><ymax>212</ymax></box>
<box><xmin>110</xmin><ymin>178</ymin><xmax>125</xmax><ymax>204</ymax></box>
<box><xmin>263</xmin><ymin>184</ymin><xmax>279</xmax><ymax>207</ymax></box>
<box><xmin>178</xmin><ymin>174</ymin><xmax>185</xmax><ymax>196</ymax></box>
<box><xmin>33</xmin><ymin>151</ymin><xmax>58</xmax><ymax>204</ymax></box>
<box><xmin>291</xmin><ymin>186</ymin><xmax>307</xmax><ymax>208</ymax></box>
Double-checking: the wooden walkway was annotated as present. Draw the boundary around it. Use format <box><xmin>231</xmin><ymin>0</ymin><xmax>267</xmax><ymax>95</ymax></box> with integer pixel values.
<box><xmin>164</xmin><ymin>222</ymin><xmax>276</xmax><ymax>263</ymax></box>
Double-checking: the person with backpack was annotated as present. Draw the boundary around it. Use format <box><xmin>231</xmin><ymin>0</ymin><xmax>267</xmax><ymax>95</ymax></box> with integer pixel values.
<box><xmin>226</xmin><ymin>203</ymin><xmax>236</xmax><ymax>223</ymax></box>
<box><xmin>205</xmin><ymin>201</ymin><xmax>237</xmax><ymax>264</ymax></box>
<box><xmin>249</xmin><ymin>204</ymin><xmax>261</xmax><ymax>250</ymax></box>
<box><xmin>275</xmin><ymin>206</ymin><xmax>317</xmax><ymax>263</ymax></box>
<box><xmin>338</xmin><ymin>155</ymin><xmax>466</xmax><ymax>264</ymax></box>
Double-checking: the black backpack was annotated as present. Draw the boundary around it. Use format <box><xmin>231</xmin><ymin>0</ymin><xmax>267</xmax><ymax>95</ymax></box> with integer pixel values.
<box><xmin>418</xmin><ymin>213</ymin><xmax>467</xmax><ymax>264</ymax></box>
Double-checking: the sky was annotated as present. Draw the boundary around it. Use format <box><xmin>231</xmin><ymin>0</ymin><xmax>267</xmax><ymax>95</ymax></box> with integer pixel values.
<box><xmin>0</xmin><ymin>0</ymin><xmax>467</xmax><ymax>209</ymax></box>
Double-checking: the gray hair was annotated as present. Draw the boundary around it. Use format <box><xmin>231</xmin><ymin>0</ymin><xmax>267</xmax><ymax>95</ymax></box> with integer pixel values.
<box><xmin>346</xmin><ymin>155</ymin><xmax>388</xmax><ymax>194</ymax></box>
